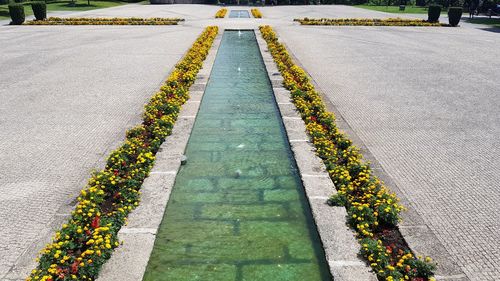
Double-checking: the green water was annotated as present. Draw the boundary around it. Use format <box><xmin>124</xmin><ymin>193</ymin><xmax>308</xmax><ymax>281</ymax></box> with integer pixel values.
<box><xmin>229</xmin><ymin>10</ymin><xmax>250</xmax><ymax>18</ymax></box>
<box><xmin>143</xmin><ymin>30</ymin><xmax>331</xmax><ymax>281</ymax></box>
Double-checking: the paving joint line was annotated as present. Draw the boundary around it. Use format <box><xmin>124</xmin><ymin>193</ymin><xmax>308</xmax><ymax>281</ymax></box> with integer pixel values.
<box><xmin>149</xmin><ymin>171</ymin><xmax>177</xmax><ymax>175</ymax></box>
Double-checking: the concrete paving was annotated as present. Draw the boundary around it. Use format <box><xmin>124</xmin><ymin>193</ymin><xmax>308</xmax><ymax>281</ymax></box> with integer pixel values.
<box><xmin>0</xmin><ymin>24</ymin><xmax>203</xmax><ymax>279</ymax></box>
<box><xmin>266</xmin><ymin>7</ymin><xmax>500</xmax><ymax>280</ymax></box>
<box><xmin>1</xmin><ymin>3</ymin><xmax>499</xmax><ymax>281</ymax></box>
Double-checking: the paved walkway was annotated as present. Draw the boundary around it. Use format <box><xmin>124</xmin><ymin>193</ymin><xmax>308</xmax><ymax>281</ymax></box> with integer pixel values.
<box><xmin>266</xmin><ymin>6</ymin><xmax>500</xmax><ymax>281</ymax></box>
<box><xmin>0</xmin><ymin>23</ymin><xmax>203</xmax><ymax>280</ymax></box>
<box><xmin>1</xmin><ymin>4</ymin><xmax>499</xmax><ymax>281</ymax></box>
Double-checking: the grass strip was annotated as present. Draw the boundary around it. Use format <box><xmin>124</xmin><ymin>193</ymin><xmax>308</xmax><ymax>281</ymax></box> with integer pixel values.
<box><xmin>464</xmin><ymin>17</ymin><xmax>500</xmax><ymax>28</ymax></box>
<box><xmin>27</xmin><ymin>26</ymin><xmax>218</xmax><ymax>281</ymax></box>
<box><xmin>294</xmin><ymin>17</ymin><xmax>448</xmax><ymax>26</ymax></box>
<box><xmin>259</xmin><ymin>25</ymin><xmax>436</xmax><ymax>281</ymax></box>
<box><xmin>25</xmin><ymin>16</ymin><xmax>184</xmax><ymax>25</ymax></box>
<box><xmin>215</xmin><ymin>8</ymin><xmax>227</xmax><ymax>18</ymax></box>
<box><xmin>354</xmin><ymin>4</ymin><xmax>445</xmax><ymax>14</ymax></box>
<box><xmin>0</xmin><ymin>1</ymin><xmax>126</xmax><ymax>21</ymax></box>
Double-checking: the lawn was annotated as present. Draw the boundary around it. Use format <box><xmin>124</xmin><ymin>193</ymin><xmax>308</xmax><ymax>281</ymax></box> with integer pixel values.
<box><xmin>1</xmin><ymin>0</ymin><xmax>126</xmax><ymax>20</ymax></box>
<box><xmin>464</xmin><ymin>17</ymin><xmax>500</xmax><ymax>28</ymax></box>
<box><xmin>355</xmin><ymin>4</ymin><xmax>444</xmax><ymax>14</ymax></box>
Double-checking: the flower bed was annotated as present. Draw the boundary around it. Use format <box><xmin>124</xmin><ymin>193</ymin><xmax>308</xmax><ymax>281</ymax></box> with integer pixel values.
<box><xmin>251</xmin><ymin>8</ymin><xmax>262</xmax><ymax>18</ymax></box>
<box><xmin>294</xmin><ymin>17</ymin><xmax>448</xmax><ymax>26</ymax></box>
<box><xmin>25</xmin><ymin>17</ymin><xmax>184</xmax><ymax>25</ymax></box>
<box><xmin>259</xmin><ymin>25</ymin><xmax>436</xmax><ymax>281</ymax></box>
<box><xmin>27</xmin><ymin>26</ymin><xmax>218</xmax><ymax>281</ymax></box>
<box><xmin>215</xmin><ymin>8</ymin><xmax>227</xmax><ymax>18</ymax></box>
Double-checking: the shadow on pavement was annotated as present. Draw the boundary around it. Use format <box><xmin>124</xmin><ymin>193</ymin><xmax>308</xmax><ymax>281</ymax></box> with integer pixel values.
<box><xmin>480</xmin><ymin>26</ymin><xmax>500</xmax><ymax>33</ymax></box>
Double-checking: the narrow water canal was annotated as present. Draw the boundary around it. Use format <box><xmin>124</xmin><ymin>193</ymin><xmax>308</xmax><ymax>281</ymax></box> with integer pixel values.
<box><xmin>143</xmin><ymin>30</ymin><xmax>331</xmax><ymax>281</ymax></box>
<box><xmin>229</xmin><ymin>10</ymin><xmax>250</xmax><ymax>18</ymax></box>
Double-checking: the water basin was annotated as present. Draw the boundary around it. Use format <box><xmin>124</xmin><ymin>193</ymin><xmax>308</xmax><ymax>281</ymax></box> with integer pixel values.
<box><xmin>142</xmin><ymin>30</ymin><xmax>331</xmax><ymax>281</ymax></box>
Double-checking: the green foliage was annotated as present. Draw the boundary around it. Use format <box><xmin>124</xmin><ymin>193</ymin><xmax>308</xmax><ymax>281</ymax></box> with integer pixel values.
<box><xmin>13</xmin><ymin>0</ymin><xmax>24</xmax><ymax>3</ymax></box>
<box><xmin>448</xmin><ymin>7</ymin><xmax>462</xmax><ymax>26</ymax></box>
<box><xmin>428</xmin><ymin>4</ymin><xmax>442</xmax><ymax>22</ymax></box>
<box><xmin>328</xmin><ymin>193</ymin><xmax>347</xmax><ymax>206</ymax></box>
<box><xmin>8</xmin><ymin>3</ymin><xmax>24</xmax><ymax>25</ymax></box>
<box><xmin>31</xmin><ymin>1</ymin><xmax>46</xmax><ymax>20</ymax></box>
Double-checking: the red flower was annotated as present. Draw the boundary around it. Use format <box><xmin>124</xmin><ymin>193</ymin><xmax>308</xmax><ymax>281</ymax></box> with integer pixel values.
<box><xmin>71</xmin><ymin>261</ymin><xmax>79</xmax><ymax>274</ymax></box>
<box><xmin>91</xmin><ymin>216</ymin><xmax>100</xmax><ymax>229</ymax></box>
<box><xmin>56</xmin><ymin>267</ymin><xmax>65</xmax><ymax>279</ymax></box>
<box><xmin>310</xmin><ymin>116</ymin><xmax>317</xmax><ymax>122</ymax></box>
<box><xmin>386</xmin><ymin>246</ymin><xmax>392</xmax><ymax>254</ymax></box>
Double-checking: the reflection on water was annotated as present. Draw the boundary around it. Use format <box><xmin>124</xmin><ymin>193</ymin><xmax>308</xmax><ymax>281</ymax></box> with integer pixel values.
<box><xmin>229</xmin><ymin>10</ymin><xmax>251</xmax><ymax>18</ymax></box>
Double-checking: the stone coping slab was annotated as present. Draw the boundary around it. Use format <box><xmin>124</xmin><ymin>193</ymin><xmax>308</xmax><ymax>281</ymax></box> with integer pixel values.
<box><xmin>255</xmin><ymin>29</ymin><xmax>377</xmax><ymax>281</ymax></box>
<box><xmin>96</xmin><ymin>34</ymin><xmax>222</xmax><ymax>281</ymax></box>
<box><xmin>274</xmin><ymin>31</ymin><xmax>468</xmax><ymax>281</ymax></box>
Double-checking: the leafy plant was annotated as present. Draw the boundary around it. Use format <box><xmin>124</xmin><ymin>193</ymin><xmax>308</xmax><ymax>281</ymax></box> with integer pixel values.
<box><xmin>428</xmin><ymin>4</ymin><xmax>442</xmax><ymax>22</ymax></box>
<box><xmin>215</xmin><ymin>8</ymin><xmax>227</xmax><ymax>18</ymax></box>
<box><xmin>31</xmin><ymin>1</ymin><xmax>47</xmax><ymax>21</ymax></box>
<box><xmin>251</xmin><ymin>8</ymin><xmax>263</xmax><ymax>18</ymax></box>
<box><xmin>8</xmin><ymin>3</ymin><xmax>25</xmax><ymax>25</ymax></box>
<box><xmin>25</xmin><ymin>17</ymin><xmax>184</xmax><ymax>25</ymax></box>
<box><xmin>448</xmin><ymin>7</ymin><xmax>462</xmax><ymax>26</ymax></box>
<box><xmin>295</xmin><ymin>17</ymin><xmax>446</xmax><ymax>26</ymax></box>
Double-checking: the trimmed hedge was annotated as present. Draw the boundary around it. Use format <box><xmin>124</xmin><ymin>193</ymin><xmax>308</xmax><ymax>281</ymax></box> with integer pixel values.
<box><xmin>428</xmin><ymin>5</ymin><xmax>442</xmax><ymax>22</ymax></box>
<box><xmin>259</xmin><ymin>25</ymin><xmax>437</xmax><ymax>281</ymax></box>
<box><xmin>27</xmin><ymin>26</ymin><xmax>218</xmax><ymax>281</ymax></box>
<box><xmin>8</xmin><ymin>3</ymin><xmax>25</xmax><ymax>25</ymax></box>
<box><xmin>31</xmin><ymin>1</ymin><xmax>47</xmax><ymax>21</ymax></box>
<box><xmin>448</xmin><ymin>7</ymin><xmax>463</xmax><ymax>26</ymax></box>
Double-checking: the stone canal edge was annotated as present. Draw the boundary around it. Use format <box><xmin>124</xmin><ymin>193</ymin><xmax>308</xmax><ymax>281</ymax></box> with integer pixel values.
<box><xmin>96</xmin><ymin>33</ymin><xmax>223</xmax><ymax>281</ymax></box>
<box><xmin>255</xmin><ymin>29</ymin><xmax>376</xmax><ymax>281</ymax></box>
<box><xmin>97</xmin><ymin>29</ymin><xmax>376</xmax><ymax>281</ymax></box>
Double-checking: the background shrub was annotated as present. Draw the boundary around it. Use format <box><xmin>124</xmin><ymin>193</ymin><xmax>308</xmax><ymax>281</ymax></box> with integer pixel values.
<box><xmin>428</xmin><ymin>4</ymin><xmax>441</xmax><ymax>22</ymax></box>
<box><xmin>0</xmin><ymin>0</ymin><xmax>9</xmax><ymax>5</ymax></box>
<box><xmin>13</xmin><ymin>0</ymin><xmax>24</xmax><ymax>3</ymax></box>
<box><xmin>448</xmin><ymin>7</ymin><xmax>462</xmax><ymax>26</ymax></box>
<box><xmin>31</xmin><ymin>1</ymin><xmax>47</xmax><ymax>20</ymax></box>
<box><xmin>8</xmin><ymin>3</ymin><xmax>25</xmax><ymax>25</ymax></box>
